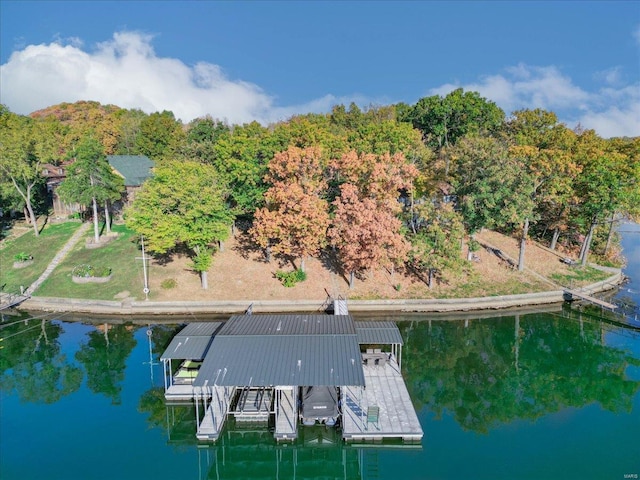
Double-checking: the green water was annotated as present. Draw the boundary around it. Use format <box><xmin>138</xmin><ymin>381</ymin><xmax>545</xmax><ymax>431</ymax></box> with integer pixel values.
<box><xmin>1</xmin><ymin>308</ymin><xmax>639</xmax><ymax>480</ymax></box>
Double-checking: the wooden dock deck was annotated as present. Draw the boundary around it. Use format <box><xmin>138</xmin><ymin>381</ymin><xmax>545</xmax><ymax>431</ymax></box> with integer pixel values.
<box><xmin>164</xmin><ymin>384</ymin><xmax>196</xmax><ymax>401</ymax></box>
<box><xmin>564</xmin><ymin>288</ymin><xmax>617</xmax><ymax>310</ymax></box>
<box><xmin>341</xmin><ymin>356</ymin><xmax>423</xmax><ymax>443</ymax></box>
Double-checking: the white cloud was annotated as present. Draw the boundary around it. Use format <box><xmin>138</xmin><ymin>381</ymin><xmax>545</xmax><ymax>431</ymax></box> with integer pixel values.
<box><xmin>1</xmin><ymin>32</ymin><xmax>638</xmax><ymax>138</ymax></box>
<box><xmin>0</xmin><ymin>31</ymin><xmax>328</xmax><ymax>125</ymax></box>
<box><xmin>428</xmin><ymin>63</ymin><xmax>640</xmax><ymax>138</ymax></box>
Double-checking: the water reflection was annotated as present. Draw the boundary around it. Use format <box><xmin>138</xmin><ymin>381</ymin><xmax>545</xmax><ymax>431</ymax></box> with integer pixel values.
<box><xmin>0</xmin><ymin>317</ymin><xmax>82</xmax><ymax>403</ymax></box>
<box><xmin>399</xmin><ymin>310</ymin><xmax>640</xmax><ymax>434</ymax></box>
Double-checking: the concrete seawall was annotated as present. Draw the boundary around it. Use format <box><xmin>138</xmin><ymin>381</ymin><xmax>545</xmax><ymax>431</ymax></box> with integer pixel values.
<box><xmin>18</xmin><ymin>271</ymin><xmax>624</xmax><ymax>316</ymax></box>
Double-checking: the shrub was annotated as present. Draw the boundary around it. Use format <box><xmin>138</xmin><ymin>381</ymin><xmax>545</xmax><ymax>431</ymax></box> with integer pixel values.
<box><xmin>275</xmin><ymin>269</ymin><xmax>307</xmax><ymax>287</ymax></box>
<box><xmin>72</xmin><ymin>264</ymin><xmax>112</xmax><ymax>278</ymax></box>
<box><xmin>14</xmin><ymin>252</ymin><xmax>33</xmax><ymax>262</ymax></box>
<box><xmin>161</xmin><ymin>278</ymin><xmax>177</xmax><ymax>289</ymax></box>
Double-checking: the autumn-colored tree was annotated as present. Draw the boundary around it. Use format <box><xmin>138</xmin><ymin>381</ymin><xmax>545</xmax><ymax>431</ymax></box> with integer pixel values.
<box><xmin>329</xmin><ymin>183</ymin><xmax>409</xmax><ymax>288</ymax></box>
<box><xmin>250</xmin><ymin>146</ymin><xmax>330</xmax><ymax>271</ymax></box>
<box><xmin>330</xmin><ymin>150</ymin><xmax>419</xmax><ymax>206</ymax></box>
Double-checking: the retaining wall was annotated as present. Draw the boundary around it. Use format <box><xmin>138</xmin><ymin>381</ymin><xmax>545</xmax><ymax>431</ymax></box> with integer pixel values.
<box><xmin>18</xmin><ymin>271</ymin><xmax>623</xmax><ymax>316</ymax></box>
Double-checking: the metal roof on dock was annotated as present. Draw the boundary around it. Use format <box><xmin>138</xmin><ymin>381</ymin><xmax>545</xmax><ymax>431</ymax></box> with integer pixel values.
<box><xmin>160</xmin><ymin>322</ymin><xmax>222</xmax><ymax>360</ymax></box>
<box><xmin>354</xmin><ymin>321</ymin><xmax>404</xmax><ymax>345</ymax></box>
<box><xmin>194</xmin><ymin>315</ymin><xmax>365</xmax><ymax>388</ymax></box>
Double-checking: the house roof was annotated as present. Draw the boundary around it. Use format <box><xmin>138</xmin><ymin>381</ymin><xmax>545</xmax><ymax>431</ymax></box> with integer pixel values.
<box><xmin>193</xmin><ymin>315</ymin><xmax>366</xmax><ymax>388</ymax></box>
<box><xmin>106</xmin><ymin>155</ymin><xmax>154</xmax><ymax>186</ymax></box>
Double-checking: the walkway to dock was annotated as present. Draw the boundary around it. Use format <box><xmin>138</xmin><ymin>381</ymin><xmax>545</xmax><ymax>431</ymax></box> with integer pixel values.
<box><xmin>196</xmin><ymin>386</ymin><xmax>231</xmax><ymax>441</ymax></box>
<box><xmin>564</xmin><ymin>288</ymin><xmax>617</xmax><ymax>310</ymax></box>
<box><xmin>24</xmin><ymin>222</ymin><xmax>90</xmax><ymax>297</ymax></box>
<box><xmin>274</xmin><ymin>388</ymin><xmax>297</xmax><ymax>441</ymax></box>
<box><xmin>341</xmin><ymin>356</ymin><xmax>423</xmax><ymax>443</ymax></box>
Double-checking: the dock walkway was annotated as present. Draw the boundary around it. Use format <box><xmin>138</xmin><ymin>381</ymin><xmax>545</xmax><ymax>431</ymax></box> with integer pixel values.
<box><xmin>274</xmin><ymin>388</ymin><xmax>297</xmax><ymax>442</ymax></box>
<box><xmin>564</xmin><ymin>288</ymin><xmax>617</xmax><ymax>310</ymax></box>
<box><xmin>341</xmin><ymin>356</ymin><xmax>422</xmax><ymax>443</ymax></box>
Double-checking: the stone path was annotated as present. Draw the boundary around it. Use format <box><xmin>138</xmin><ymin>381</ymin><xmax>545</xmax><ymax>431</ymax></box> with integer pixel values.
<box><xmin>24</xmin><ymin>222</ymin><xmax>90</xmax><ymax>296</ymax></box>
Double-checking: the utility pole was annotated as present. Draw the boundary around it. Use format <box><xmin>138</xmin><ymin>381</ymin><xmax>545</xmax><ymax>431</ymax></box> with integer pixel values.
<box><xmin>136</xmin><ymin>235</ymin><xmax>150</xmax><ymax>300</ymax></box>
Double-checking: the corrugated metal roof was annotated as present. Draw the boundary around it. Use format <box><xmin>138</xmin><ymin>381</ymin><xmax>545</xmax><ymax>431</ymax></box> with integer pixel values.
<box><xmin>355</xmin><ymin>321</ymin><xmax>404</xmax><ymax>345</ymax></box>
<box><xmin>179</xmin><ymin>322</ymin><xmax>223</xmax><ymax>337</ymax></box>
<box><xmin>160</xmin><ymin>322</ymin><xmax>222</xmax><ymax>360</ymax></box>
<box><xmin>219</xmin><ymin>315</ymin><xmax>355</xmax><ymax>336</ymax></box>
<box><xmin>106</xmin><ymin>155</ymin><xmax>154</xmax><ymax>186</ymax></box>
<box><xmin>161</xmin><ymin>335</ymin><xmax>213</xmax><ymax>360</ymax></box>
<box><xmin>194</xmin><ymin>335</ymin><xmax>365</xmax><ymax>387</ymax></box>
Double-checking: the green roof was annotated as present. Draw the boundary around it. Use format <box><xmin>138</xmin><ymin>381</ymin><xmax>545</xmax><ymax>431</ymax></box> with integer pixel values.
<box><xmin>106</xmin><ymin>155</ymin><xmax>154</xmax><ymax>186</ymax></box>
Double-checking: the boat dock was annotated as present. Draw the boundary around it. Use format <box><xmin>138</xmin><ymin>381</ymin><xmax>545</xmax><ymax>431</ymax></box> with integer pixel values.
<box><xmin>563</xmin><ymin>288</ymin><xmax>617</xmax><ymax>310</ymax></box>
<box><xmin>342</xmin><ymin>355</ymin><xmax>422</xmax><ymax>443</ymax></box>
<box><xmin>161</xmin><ymin>314</ymin><xmax>423</xmax><ymax>445</ymax></box>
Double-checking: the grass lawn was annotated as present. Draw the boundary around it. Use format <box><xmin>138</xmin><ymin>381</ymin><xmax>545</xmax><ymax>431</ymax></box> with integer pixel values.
<box><xmin>36</xmin><ymin>224</ymin><xmax>147</xmax><ymax>300</ymax></box>
<box><xmin>0</xmin><ymin>222</ymin><xmax>81</xmax><ymax>294</ymax></box>
<box><xmin>550</xmin><ymin>266</ymin><xmax>612</xmax><ymax>288</ymax></box>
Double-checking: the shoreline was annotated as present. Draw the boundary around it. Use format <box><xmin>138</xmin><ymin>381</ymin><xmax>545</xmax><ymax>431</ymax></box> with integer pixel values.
<box><xmin>16</xmin><ymin>270</ymin><xmax>624</xmax><ymax>316</ymax></box>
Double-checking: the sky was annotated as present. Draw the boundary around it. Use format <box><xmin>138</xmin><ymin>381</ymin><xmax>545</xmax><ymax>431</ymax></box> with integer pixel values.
<box><xmin>1</xmin><ymin>1</ymin><xmax>639</xmax><ymax>137</ymax></box>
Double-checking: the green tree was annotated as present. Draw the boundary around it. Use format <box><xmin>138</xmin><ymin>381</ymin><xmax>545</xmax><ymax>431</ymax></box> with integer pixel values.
<box><xmin>451</xmin><ymin>136</ymin><xmax>536</xmax><ymax>263</ymax></box>
<box><xmin>406</xmin><ymin>89</ymin><xmax>505</xmax><ymax>178</ymax></box>
<box><xmin>211</xmin><ymin>121</ymin><xmax>281</xmax><ymax>218</ymax></box>
<box><xmin>408</xmin><ymin>202</ymin><xmax>465</xmax><ymax>287</ymax></box>
<box><xmin>125</xmin><ymin>160</ymin><xmax>233</xmax><ymax>289</ymax></box>
<box><xmin>0</xmin><ymin>107</ymin><xmax>45</xmax><ymax>236</ymax></box>
<box><xmin>57</xmin><ymin>136</ymin><xmax>125</xmax><ymax>242</ymax></box>
<box><xmin>135</xmin><ymin>110</ymin><xmax>185</xmax><ymax>160</ymax></box>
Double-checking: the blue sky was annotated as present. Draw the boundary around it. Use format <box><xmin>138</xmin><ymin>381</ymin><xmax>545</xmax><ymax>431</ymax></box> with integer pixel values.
<box><xmin>1</xmin><ymin>1</ymin><xmax>639</xmax><ymax>137</ymax></box>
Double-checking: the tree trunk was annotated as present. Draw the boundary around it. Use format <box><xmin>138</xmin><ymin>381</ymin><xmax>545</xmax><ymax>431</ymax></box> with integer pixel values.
<box><xmin>92</xmin><ymin>196</ymin><xmax>100</xmax><ymax>243</ymax></box>
<box><xmin>550</xmin><ymin>228</ymin><xmax>560</xmax><ymax>251</ymax></box>
<box><xmin>580</xmin><ymin>219</ymin><xmax>597</xmax><ymax>266</ymax></box>
<box><xmin>349</xmin><ymin>271</ymin><xmax>355</xmax><ymax>289</ymax></box>
<box><xmin>518</xmin><ymin>218</ymin><xmax>529</xmax><ymax>272</ymax></box>
<box><xmin>11</xmin><ymin>177</ymin><xmax>39</xmax><ymax>236</ymax></box>
<box><xmin>200</xmin><ymin>270</ymin><xmax>209</xmax><ymax>290</ymax></box>
<box><xmin>265</xmin><ymin>246</ymin><xmax>272</xmax><ymax>263</ymax></box>
<box><xmin>219</xmin><ymin>240</ymin><xmax>224</xmax><ymax>252</ymax></box>
<box><xmin>428</xmin><ymin>268</ymin><xmax>434</xmax><ymax>289</ymax></box>
<box><xmin>604</xmin><ymin>212</ymin><xmax>616</xmax><ymax>256</ymax></box>
<box><xmin>300</xmin><ymin>257</ymin><xmax>306</xmax><ymax>273</ymax></box>
<box><xmin>103</xmin><ymin>201</ymin><xmax>112</xmax><ymax>234</ymax></box>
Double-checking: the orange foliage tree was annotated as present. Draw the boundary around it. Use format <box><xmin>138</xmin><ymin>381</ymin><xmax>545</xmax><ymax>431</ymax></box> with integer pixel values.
<box><xmin>250</xmin><ymin>146</ymin><xmax>330</xmax><ymax>271</ymax></box>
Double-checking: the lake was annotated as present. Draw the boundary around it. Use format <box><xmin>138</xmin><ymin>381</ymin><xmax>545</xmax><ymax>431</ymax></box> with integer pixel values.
<box><xmin>1</xmin><ymin>224</ymin><xmax>639</xmax><ymax>480</ymax></box>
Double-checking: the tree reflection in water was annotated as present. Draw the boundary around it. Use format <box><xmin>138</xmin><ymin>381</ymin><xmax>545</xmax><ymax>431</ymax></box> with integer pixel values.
<box><xmin>400</xmin><ymin>311</ymin><xmax>640</xmax><ymax>433</ymax></box>
<box><xmin>0</xmin><ymin>317</ymin><xmax>82</xmax><ymax>403</ymax></box>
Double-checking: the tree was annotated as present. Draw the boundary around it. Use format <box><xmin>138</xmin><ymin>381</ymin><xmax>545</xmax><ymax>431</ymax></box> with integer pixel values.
<box><xmin>0</xmin><ymin>106</ymin><xmax>43</xmax><ymax>236</ymax></box>
<box><xmin>574</xmin><ymin>153</ymin><xmax>633</xmax><ymax>266</ymax></box>
<box><xmin>406</xmin><ymin>89</ymin><xmax>505</xmax><ymax>178</ymax></box>
<box><xmin>506</xmin><ymin>109</ymin><xmax>580</xmax><ymax>255</ymax></box>
<box><xmin>125</xmin><ymin>160</ymin><xmax>233</xmax><ymax>289</ymax></box>
<box><xmin>408</xmin><ymin>202</ymin><xmax>465</xmax><ymax>287</ymax></box>
<box><xmin>57</xmin><ymin>136</ymin><xmax>124</xmax><ymax>242</ymax></box>
<box><xmin>211</xmin><ymin>121</ymin><xmax>281</xmax><ymax>218</ymax></box>
<box><xmin>451</xmin><ymin>136</ymin><xmax>536</xmax><ymax>265</ymax></box>
<box><xmin>250</xmin><ymin>146</ymin><xmax>330</xmax><ymax>271</ymax></box>
<box><xmin>329</xmin><ymin>183</ymin><xmax>409</xmax><ymax>288</ymax></box>
<box><xmin>135</xmin><ymin>110</ymin><xmax>185</xmax><ymax>160</ymax></box>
